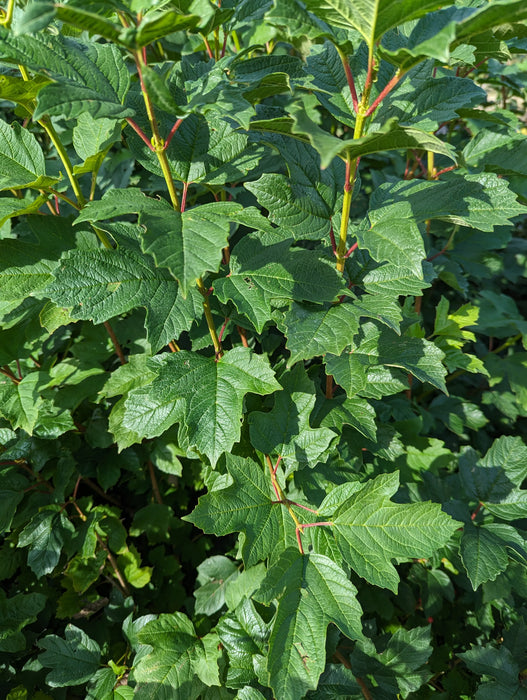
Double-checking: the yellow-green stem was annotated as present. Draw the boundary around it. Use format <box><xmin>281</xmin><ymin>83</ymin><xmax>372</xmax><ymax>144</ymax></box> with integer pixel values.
<box><xmin>265</xmin><ymin>455</ymin><xmax>303</xmax><ymax>533</ymax></box>
<box><xmin>231</xmin><ymin>30</ymin><xmax>241</xmax><ymax>52</ymax></box>
<box><xmin>336</xmin><ymin>108</ymin><xmax>366</xmax><ymax>272</ymax></box>
<box><xmin>41</xmin><ymin>119</ymin><xmax>86</xmax><ymax>207</ymax></box>
<box><xmin>134</xmin><ymin>50</ymin><xmax>180</xmax><ymax>211</ymax></box>
<box><xmin>0</xmin><ymin>0</ymin><xmax>15</xmax><ymax>27</ymax></box>
<box><xmin>93</xmin><ymin>225</ymin><xmax>115</xmax><ymax>250</ymax></box>
<box><xmin>197</xmin><ymin>278</ymin><xmax>222</xmax><ymax>357</ymax></box>
<box><xmin>17</xmin><ymin>63</ymin><xmax>86</xmax><ymax>208</ymax></box>
<box><xmin>155</xmin><ymin>143</ymin><xmax>180</xmax><ymax>211</ymax></box>
<box><xmin>427</xmin><ymin>151</ymin><xmax>436</xmax><ymax>180</ymax></box>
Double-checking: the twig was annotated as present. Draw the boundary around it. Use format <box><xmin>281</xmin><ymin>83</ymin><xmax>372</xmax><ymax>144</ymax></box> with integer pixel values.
<box><xmin>165</xmin><ymin>118</ymin><xmax>183</xmax><ymax>150</ymax></box>
<box><xmin>344</xmin><ymin>241</ymin><xmax>358</xmax><ymax>258</ymax></box>
<box><xmin>237</xmin><ymin>326</ymin><xmax>249</xmax><ymax>347</ymax></box>
<box><xmin>103</xmin><ymin>321</ymin><xmax>126</xmax><ymax>365</ymax></box>
<box><xmin>365</xmin><ymin>70</ymin><xmax>404</xmax><ymax>116</ymax></box>
<box><xmin>201</xmin><ymin>33</ymin><xmax>214</xmax><ymax>59</ymax></box>
<box><xmin>218</xmin><ymin>318</ymin><xmax>229</xmax><ymax>345</ymax></box>
<box><xmin>126</xmin><ymin>118</ymin><xmax>155</xmax><ymax>151</ymax></box>
<box><xmin>336</xmin><ymin>46</ymin><xmax>359</xmax><ymax>113</ymax></box>
<box><xmin>1</xmin><ymin>366</ymin><xmax>20</xmax><ymax>384</ymax></box>
<box><xmin>148</xmin><ymin>460</ymin><xmax>163</xmax><ymax>504</ymax></box>
<box><xmin>82</xmin><ymin>477</ymin><xmax>122</xmax><ymax>507</ymax></box>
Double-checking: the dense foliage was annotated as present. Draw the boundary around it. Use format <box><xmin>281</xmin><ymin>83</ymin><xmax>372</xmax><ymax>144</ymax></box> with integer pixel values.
<box><xmin>1</xmin><ymin>0</ymin><xmax>527</xmax><ymax>697</ymax></box>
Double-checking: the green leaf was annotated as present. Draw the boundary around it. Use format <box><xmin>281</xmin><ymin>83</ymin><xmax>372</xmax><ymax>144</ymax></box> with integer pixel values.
<box><xmin>265</xmin><ymin>0</ymin><xmax>341</xmax><ymax>46</ymax></box>
<box><xmin>378</xmin><ymin>11</ymin><xmax>459</xmax><ymax>69</ymax></box>
<box><xmin>54</xmin><ymin>4</ymin><xmax>123</xmax><ymax>43</ymax></box>
<box><xmin>18</xmin><ymin>506</ymin><xmax>75</xmax><ymax>577</ymax></box>
<box><xmin>0</xmin><ymin>373</ymin><xmax>43</xmax><ymax>433</ymax></box>
<box><xmin>459</xmin><ymin>441</ymin><xmax>527</xmax><ymax>521</ymax></box>
<box><xmin>0</xmin><ymin>591</ymin><xmax>46</xmax><ymax>653</ymax></box>
<box><xmin>128</xmin><ymin>113</ymin><xmax>265</xmax><ymax>185</ymax></box>
<box><xmin>38</xmin><ymin>625</ymin><xmax>101</xmax><ymax>687</ymax></box>
<box><xmin>304</xmin><ymin>42</ymin><xmax>356</xmax><ymax>129</ymax></box>
<box><xmin>249</xmin><ymin>364</ymin><xmax>337</xmax><ymax>470</ymax></box>
<box><xmin>372</xmin><ymin>71</ymin><xmax>486</xmax><ymax>132</ymax></box>
<box><xmin>140</xmin><ymin>201</ymin><xmax>242</xmax><ymax>297</ymax></box>
<box><xmin>367</xmin><ymin>174</ymin><xmax>525</xmax><ymax>236</ymax></box>
<box><xmin>185</xmin><ymin>454</ymin><xmax>285</xmax><ymax>566</ymax></box>
<box><xmin>43</xmin><ymin>229</ymin><xmax>203</xmax><ymax>352</ymax></box>
<box><xmin>140</xmin><ymin>65</ymin><xmax>183</xmax><ymax>115</ymax></box>
<box><xmin>350</xmin><ymin>626</ymin><xmax>433</xmax><ymax>696</ymax></box>
<box><xmin>0</xmin><ymin>30</ymin><xmax>133</xmax><ymax>120</ymax></box>
<box><xmin>0</xmin><ymin>118</ymin><xmax>58</xmax><ymax>190</ymax></box>
<box><xmin>481</xmin><ymin>436</ymin><xmax>527</xmax><ymax>487</ymax></box>
<box><xmin>133</xmin><ymin>613</ymin><xmax>210</xmax><ymax>699</ymax></box>
<box><xmin>455</xmin><ymin>0</ymin><xmax>527</xmax><ymax>43</ymax></box>
<box><xmin>326</xmin><ymin>321</ymin><xmax>447</xmax><ymax>393</ymax></box>
<box><xmin>460</xmin><ymin>523</ymin><xmax>513</xmax><ymax>590</ymax></box>
<box><xmin>0</xmin><ymin>73</ymin><xmax>50</xmax><ymax>114</ymax></box>
<box><xmin>122</xmin><ymin>348</ymin><xmax>280</xmax><ymax>465</ymax></box>
<box><xmin>77</xmin><ymin>190</ymin><xmax>241</xmax><ymax>296</ymax></box>
<box><xmin>134</xmin><ymin>8</ymin><xmax>204</xmax><ymax>47</ymax></box>
<box><xmin>0</xmin><ymin>194</ymin><xmax>49</xmax><ymax>227</ymax></box>
<box><xmin>72</xmin><ymin>112</ymin><xmax>122</xmax><ymax>162</ymax></box>
<box><xmin>332</xmin><ymin>472</ymin><xmax>458</xmax><ymax>591</ymax></box>
<box><xmin>244</xmin><ymin>138</ymin><xmax>344</xmax><ymax>241</ymax></box>
<box><xmin>194</xmin><ymin>555</ymin><xmax>239</xmax><ymax>615</ymax></box>
<box><xmin>302</xmin><ymin>0</ymin><xmax>453</xmax><ymax>48</ymax></box>
<box><xmin>314</xmin><ymin>394</ymin><xmax>377</xmax><ymax>442</ymax></box>
<box><xmin>282</xmin><ymin>302</ymin><xmax>361</xmax><ymax>364</ymax></box>
<box><xmin>254</xmin><ymin>549</ymin><xmax>365</xmax><ymax>700</ymax></box>
<box><xmin>217</xmin><ymin>599</ymin><xmax>268</xmax><ymax>689</ymax></box>
<box><xmin>214</xmin><ymin>232</ymin><xmax>347</xmax><ymax>332</ymax></box>
<box><xmin>0</xmin><ymin>468</ymin><xmax>28</xmax><ymax>535</ymax></box>
<box><xmin>0</xmin><ymin>215</ymin><xmax>76</xmax><ymax>301</ymax></box>
<box><xmin>462</xmin><ymin>128</ymin><xmax>527</xmax><ymax>178</ymax></box>
<box><xmin>290</xmin><ymin>109</ymin><xmax>457</xmax><ymax>169</ymax></box>
<box><xmin>459</xmin><ymin>644</ymin><xmax>524</xmax><ymax>699</ymax></box>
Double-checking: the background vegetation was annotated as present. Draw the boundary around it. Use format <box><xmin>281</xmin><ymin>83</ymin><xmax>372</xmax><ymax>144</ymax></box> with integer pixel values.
<box><xmin>0</xmin><ymin>0</ymin><xmax>527</xmax><ymax>698</ymax></box>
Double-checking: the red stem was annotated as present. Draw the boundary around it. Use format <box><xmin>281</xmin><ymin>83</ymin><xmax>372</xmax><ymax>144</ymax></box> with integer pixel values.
<box><xmin>164</xmin><ymin>118</ymin><xmax>183</xmax><ymax>150</ymax></box>
<box><xmin>218</xmin><ymin>318</ymin><xmax>229</xmax><ymax>345</ymax></box>
<box><xmin>103</xmin><ymin>321</ymin><xmax>126</xmax><ymax>365</ymax></box>
<box><xmin>471</xmin><ymin>502</ymin><xmax>483</xmax><ymax>521</ymax></box>
<box><xmin>364</xmin><ymin>56</ymin><xmax>375</xmax><ymax>96</ymax></box>
<box><xmin>126</xmin><ymin>118</ymin><xmax>155</xmax><ymax>151</ymax></box>
<box><xmin>273</xmin><ymin>455</ymin><xmax>282</xmax><ymax>475</ymax></box>
<box><xmin>340</xmin><ymin>52</ymin><xmax>359</xmax><ymax>113</ymax></box>
<box><xmin>344</xmin><ymin>241</ymin><xmax>358</xmax><ymax>258</ymax></box>
<box><xmin>266</xmin><ymin>455</ymin><xmax>281</xmax><ymax>501</ymax></box>
<box><xmin>221</xmin><ymin>31</ymin><xmax>228</xmax><ymax>58</ymax></box>
<box><xmin>288</xmin><ymin>501</ymin><xmax>319</xmax><ymax>514</ymax></box>
<box><xmin>365</xmin><ymin>71</ymin><xmax>403</xmax><ymax>117</ymax></box>
<box><xmin>300</xmin><ymin>521</ymin><xmax>333</xmax><ymax>528</ymax></box>
<box><xmin>295</xmin><ymin>527</ymin><xmax>304</xmax><ymax>555</ymax></box>
<box><xmin>435</xmin><ymin>165</ymin><xmax>457</xmax><ymax>177</ymax></box>
<box><xmin>202</xmin><ymin>35</ymin><xmax>214</xmax><ymax>59</ymax></box>
<box><xmin>237</xmin><ymin>326</ymin><xmax>249</xmax><ymax>347</ymax></box>
<box><xmin>329</xmin><ymin>224</ymin><xmax>337</xmax><ymax>255</ymax></box>
<box><xmin>1</xmin><ymin>366</ymin><xmax>20</xmax><ymax>384</ymax></box>
<box><xmin>180</xmin><ymin>181</ymin><xmax>189</xmax><ymax>212</ymax></box>
<box><xmin>326</xmin><ymin>374</ymin><xmax>334</xmax><ymax>399</ymax></box>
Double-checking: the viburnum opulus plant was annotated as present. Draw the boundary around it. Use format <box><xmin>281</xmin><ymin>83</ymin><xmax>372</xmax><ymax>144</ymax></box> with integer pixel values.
<box><xmin>1</xmin><ymin>0</ymin><xmax>527</xmax><ymax>698</ymax></box>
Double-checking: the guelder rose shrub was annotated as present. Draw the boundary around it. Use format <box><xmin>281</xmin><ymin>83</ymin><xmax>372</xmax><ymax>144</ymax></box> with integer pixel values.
<box><xmin>0</xmin><ymin>0</ymin><xmax>527</xmax><ymax>698</ymax></box>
